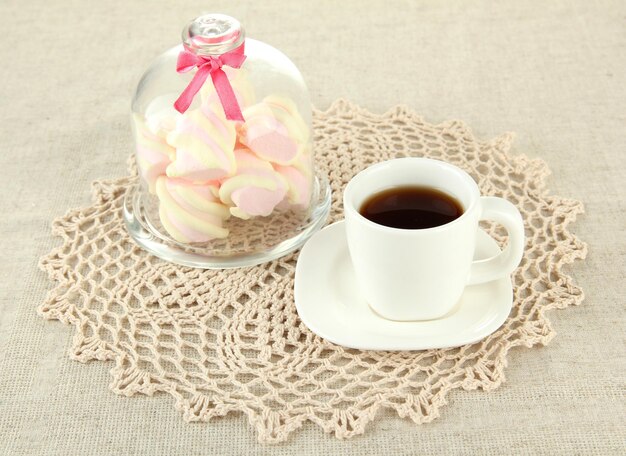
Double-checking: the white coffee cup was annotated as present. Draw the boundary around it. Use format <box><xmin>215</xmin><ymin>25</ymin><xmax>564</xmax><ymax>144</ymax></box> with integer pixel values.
<box><xmin>343</xmin><ymin>157</ymin><xmax>525</xmax><ymax>321</ymax></box>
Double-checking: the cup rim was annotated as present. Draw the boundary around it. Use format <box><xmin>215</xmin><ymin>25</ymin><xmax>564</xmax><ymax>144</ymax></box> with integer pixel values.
<box><xmin>343</xmin><ymin>157</ymin><xmax>480</xmax><ymax>234</ymax></box>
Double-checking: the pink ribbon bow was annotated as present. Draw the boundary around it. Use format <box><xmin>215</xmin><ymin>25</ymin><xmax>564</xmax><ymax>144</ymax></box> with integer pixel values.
<box><xmin>173</xmin><ymin>43</ymin><xmax>247</xmax><ymax>121</ymax></box>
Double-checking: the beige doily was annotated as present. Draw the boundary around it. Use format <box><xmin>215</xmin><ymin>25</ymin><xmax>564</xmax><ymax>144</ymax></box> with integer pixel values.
<box><xmin>39</xmin><ymin>100</ymin><xmax>587</xmax><ymax>443</ymax></box>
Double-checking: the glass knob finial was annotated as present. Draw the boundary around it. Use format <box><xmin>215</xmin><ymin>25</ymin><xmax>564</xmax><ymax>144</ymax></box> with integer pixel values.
<box><xmin>182</xmin><ymin>14</ymin><xmax>245</xmax><ymax>55</ymax></box>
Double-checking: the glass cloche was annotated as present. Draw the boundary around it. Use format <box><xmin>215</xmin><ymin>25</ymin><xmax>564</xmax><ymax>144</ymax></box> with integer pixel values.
<box><xmin>124</xmin><ymin>14</ymin><xmax>331</xmax><ymax>268</ymax></box>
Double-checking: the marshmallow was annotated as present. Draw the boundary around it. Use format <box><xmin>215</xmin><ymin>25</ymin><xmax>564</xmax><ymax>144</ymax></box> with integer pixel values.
<box><xmin>239</xmin><ymin>95</ymin><xmax>309</xmax><ymax>165</ymax></box>
<box><xmin>155</xmin><ymin>176</ymin><xmax>230</xmax><ymax>243</ymax></box>
<box><xmin>144</xmin><ymin>94</ymin><xmax>182</xmax><ymax>136</ymax></box>
<box><xmin>219</xmin><ymin>149</ymin><xmax>288</xmax><ymax>219</ymax></box>
<box><xmin>274</xmin><ymin>164</ymin><xmax>312</xmax><ymax>208</ymax></box>
<box><xmin>166</xmin><ymin>103</ymin><xmax>237</xmax><ymax>182</ymax></box>
<box><xmin>264</xmin><ymin>95</ymin><xmax>309</xmax><ymax>143</ymax></box>
<box><xmin>133</xmin><ymin>114</ymin><xmax>175</xmax><ymax>194</ymax></box>
<box><xmin>200</xmin><ymin>66</ymin><xmax>256</xmax><ymax>111</ymax></box>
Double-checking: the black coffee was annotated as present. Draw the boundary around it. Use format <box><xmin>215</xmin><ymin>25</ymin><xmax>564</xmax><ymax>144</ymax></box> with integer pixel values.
<box><xmin>359</xmin><ymin>186</ymin><xmax>463</xmax><ymax>229</ymax></box>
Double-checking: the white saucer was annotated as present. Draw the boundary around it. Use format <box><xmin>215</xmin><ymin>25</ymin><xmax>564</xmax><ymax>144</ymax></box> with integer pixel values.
<box><xmin>294</xmin><ymin>221</ymin><xmax>513</xmax><ymax>351</ymax></box>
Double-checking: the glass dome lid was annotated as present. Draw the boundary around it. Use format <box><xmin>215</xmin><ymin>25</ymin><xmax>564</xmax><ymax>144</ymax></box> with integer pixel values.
<box><xmin>124</xmin><ymin>14</ymin><xmax>330</xmax><ymax>268</ymax></box>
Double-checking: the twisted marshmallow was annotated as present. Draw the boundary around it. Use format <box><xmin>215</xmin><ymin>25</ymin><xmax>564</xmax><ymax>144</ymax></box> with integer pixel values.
<box><xmin>133</xmin><ymin>114</ymin><xmax>175</xmax><ymax>194</ymax></box>
<box><xmin>200</xmin><ymin>66</ymin><xmax>255</xmax><ymax>112</ymax></box>
<box><xmin>155</xmin><ymin>176</ymin><xmax>230</xmax><ymax>243</ymax></box>
<box><xmin>274</xmin><ymin>153</ymin><xmax>313</xmax><ymax>209</ymax></box>
<box><xmin>219</xmin><ymin>149</ymin><xmax>288</xmax><ymax>219</ymax></box>
<box><xmin>166</xmin><ymin>103</ymin><xmax>237</xmax><ymax>182</ymax></box>
<box><xmin>239</xmin><ymin>95</ymin><xmax>309</xmax><ymax>165</ymax></box>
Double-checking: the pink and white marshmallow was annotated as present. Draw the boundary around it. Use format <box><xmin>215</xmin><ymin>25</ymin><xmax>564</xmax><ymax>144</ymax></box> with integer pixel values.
<box><xmin>133</xmin><ymin>115</ymin><xmax>175</xmax><ymax>194</ymax></box>
<box><xmin>166</xmin><ymin>103</ymin><xmax>237</xmax><ymax>182</ymax></box>
<box><xmin>219</xmin><ymin>148</ymin><xmax>288</xmax><ymax>219</ymax></box>
<box><xmin>273</xmin><ymin>145</ymin><xmax>313</xmax><ymax>208</ymax></box>
<box><xmin>200</xmin><ymin>66</ymin><xmax>256</xmax><ymax>112</ymax></box>
<box><xmin>155</xmin><ymin>176</ymin><xmax>230</xmax><ymax>243</ymax></box>
<box><xmin>239</xmin><ymin>95</ymin><xmax>309</xmax><ymax>165</ymax></box>
<box><xmin>144</xmin><ymin>94</ymin><xmax>182</xmax><ymax>136</ymax></box>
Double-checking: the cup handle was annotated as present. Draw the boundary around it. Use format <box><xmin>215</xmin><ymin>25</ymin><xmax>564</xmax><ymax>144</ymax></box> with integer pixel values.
<box><xmin>468</xmin><ymin>196</ymin><xmax>525</xmax><ymax>285</ymax></box>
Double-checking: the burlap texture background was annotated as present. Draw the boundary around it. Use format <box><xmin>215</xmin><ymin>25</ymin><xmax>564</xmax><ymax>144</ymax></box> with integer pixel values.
<box><xmin>1</xmin><ymin>0</ymin><xmax>624</xmax><ymax>454</ymax></box>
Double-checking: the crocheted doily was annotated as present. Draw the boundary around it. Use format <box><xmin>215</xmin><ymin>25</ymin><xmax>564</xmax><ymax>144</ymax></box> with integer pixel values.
<box><xmin>39</xmin><ymin>100</ymin><xmax>587</xmax><ymax>443</ymax></box>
